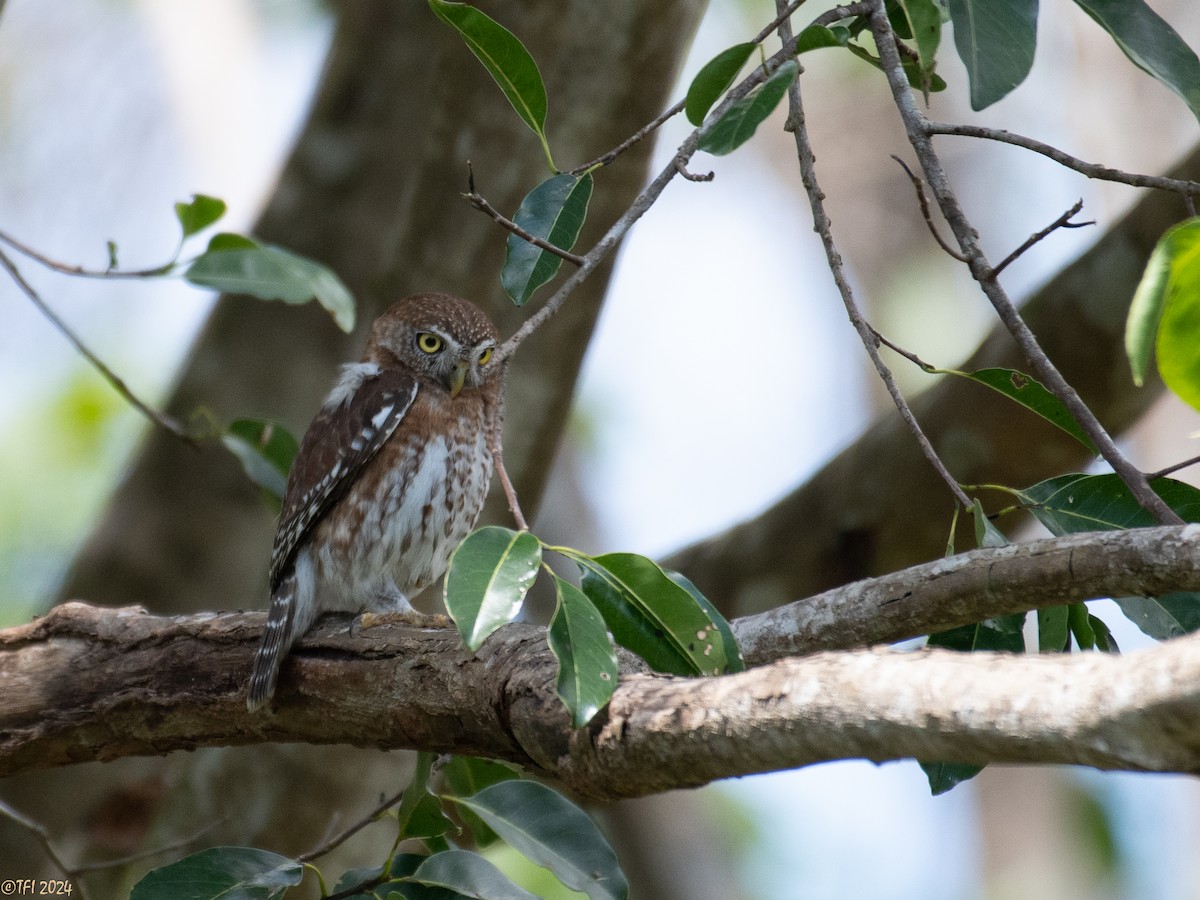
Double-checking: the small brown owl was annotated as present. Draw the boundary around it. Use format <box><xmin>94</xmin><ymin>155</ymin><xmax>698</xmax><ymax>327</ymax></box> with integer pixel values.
<box><xmin>247</xmin><ymin>293</ymin><xmax>503</xmax><ymax>711</ymax></box>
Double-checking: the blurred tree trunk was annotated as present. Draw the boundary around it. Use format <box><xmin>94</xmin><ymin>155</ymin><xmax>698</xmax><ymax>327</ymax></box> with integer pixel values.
<box><xmin>0</xmin><ymin>2</ymin><xmax>708</xmax><ymax>895</ymax></box>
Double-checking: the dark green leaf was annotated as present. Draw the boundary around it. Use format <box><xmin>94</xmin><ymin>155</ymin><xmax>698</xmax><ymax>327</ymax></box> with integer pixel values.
<box><xmin>685</xmin><ymin>42</ymin><xmax>757</xmax><ymax>126</ymax></box>
<box><xmin>698</xmin><ymin>59</ymin><xmax>798</xmax><ymax>156</ymax></box>
<box><xmin>428</xmin><ymin>0</ymin><xmax>553</xmax><ymax>169</ymax></box>
<box><xmin>667</xmin><ymin>570</ymin><xmax>745</xmax><ymax>672</ymax></box>
<box><xmin>444</xmin><ymin>527</ymin><xmax>542</xmax><ymax>649</ymax></box>
<box><xmin>548</xmin><ymin>575</ymin><xmax>619</xmax><ymax>727</ymax></box>
<box><xmin>1072</xmin><ymin>0</ymin><xmax>1200</xmax><ymax>123</ymax></box>
<box><xmin>573</xmin><ymin>551</ymin><xmax>731</xmax><ymax>676</ymax></box>
<box><xmin>919</xmin><ymin>760</ymin><xmax>985</xmax><ymax>795</ymax></box>
<box><xmin>845</xmin><ymin>41</ymin><xmax>949</xmax><ymax>92</ymax></box>
<box><xmin>1015</xmin><ymin>473</ymin><xmax>1200</xmax><ymax>535</ymax></box>
<box><xmin>795</xmin><ymin>24</ymin><xmax>851</xmax><ymax>53</ymax></box>
<box><xmin>1038</xmin><ymin>605</ymin><xmax>1070</xmax><ymax>652</ymax></box>
<box><xmin>501</xmin><ymin>173</ymin><xmax>593</xmax><ymax>306</ymax></box>
<box><xmin>394</xmin><ymin>752</ymin><xmax>455</xmax><ymax>844</ymax></box>
<box><xmin>1114</xmin><ymin>592</ymin><xmax>1200</xmax><ymax>640</ymax></box>
<box><xmin>947</xmin><ymin>0</ymin><xmax>1038</xmax><ymax>109</ymax></box>
<box><xmin>1089</xmin><ymin>613</ymin><xmax>1119</xmax><ymax>653</ymax></box>
<box><xmin>928</xmin><ymin>612</ymin><xmax>1026</xmax><ymax>652</ymax></box>
<box><xmin>221</xmin><ymin>419</ymin><xmax>298</xmax><ymax>506</ymax></box>
<box><xmin>131</xmin><ymin>847</ymin><xmax>302</xmax><ymax>900</ymax></box>
<box><xmin>409</xmin><ymin>851</ymin><xmax>538</xmax><ymax>900</ymax></box>
<box><xmin>442</xmin><ymin>756</ymin><xmax>521</xmax><ymax>848</ymax></box>
<box><xmin>450</xmin><ymin>781</ymin><xmax>628</xmax><ymax>900</ymax></box>
<box><xmin>1125</xmin><ymin>218</ymin><xmax>1200</xmax><ymax>408</ymax></box>
<box><xmin>954</xmin><ymin>367</ymin><xmax>1098</xmax><ymax>454</ymax></box>
<box><xmin>1068</xmin><ymin>602</ymin><xmax>1096</xmax><ymax>649</ymax></box>
<box><xmin>184</xmin><ymin>240</ymin><xmax>356</xmax><ymax>333</ymax></box>
<box><xmin>174</xmin><ymin>194</ymin><xmax>227</xmax><ymax>239</ymax></box>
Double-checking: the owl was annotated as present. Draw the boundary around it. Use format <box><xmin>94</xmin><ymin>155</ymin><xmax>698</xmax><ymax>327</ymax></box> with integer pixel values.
<box><xmin>247</xmin><ymin>293</ymin><xmax>503</xmax><ymax>711</ymax></box>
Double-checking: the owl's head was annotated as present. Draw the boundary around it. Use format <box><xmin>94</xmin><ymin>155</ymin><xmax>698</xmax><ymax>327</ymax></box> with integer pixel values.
<box><xmin>366</xmin><ymin>293</ymin><xmax>501</xmax><ymax>396</ymax></box>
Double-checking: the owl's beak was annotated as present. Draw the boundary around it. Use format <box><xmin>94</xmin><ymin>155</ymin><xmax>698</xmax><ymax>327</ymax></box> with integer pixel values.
<box><xmin>447</xmin><ymin>361</ymin><xmax>469</xmax><ymax>398</ymax></box>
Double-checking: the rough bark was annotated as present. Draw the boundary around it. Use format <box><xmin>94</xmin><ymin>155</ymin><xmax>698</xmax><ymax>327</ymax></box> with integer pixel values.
<box><xmin>6</xmin><ymin>525</ymin><xmax>1200</xmax><ymax>795</ymax></box>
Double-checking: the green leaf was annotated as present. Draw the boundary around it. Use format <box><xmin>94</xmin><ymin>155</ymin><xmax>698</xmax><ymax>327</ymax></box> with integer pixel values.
<box><xmin>131</xmin><ymin>847</ymin><xmax>302</xmax><ymax>900</ymax></box>
<box><xmin>1126</xmin><ymin>219</ymin><xmax>1200</xmax><ymax>408</ymax></box>
<box><xmin>450</xmin><ymin>781</ymin><xmax>628</xmax><ymax>900</ymax></box>
<box><xmin>105</xmin><ymin>239</ymin><xmax>119</xmax><ymax>270</ymax></box>
<box><xmin>1068</xmin><ymin>601</ymin><xmax>1096</xmax><ymax>650</ymax></box>
<box><xmin>175</xmin><ymin>194</ymin><xmax>227</xmax><ymax>239</ymax></box>
<box><xmin>795</xmin><ymin>24</ymin><xmax>851</xmax><ymax>53</ymax></box>
<box><xmin>1072</xmin><ymin>0</ymin><xmax>1200</xmax><ymax>123</ymax></box>
<box><xmin>845</xmin><ymin>41</ymin><xmax>949</xmax><ymax>92</ymax></box>
<box><xmin>947</xmin><ymin>0</ymin><xmax>1038</xmax><ymax>109</ymax></box>
<box><xmin>501</xmin><ymin>173</ymin><xmax>593</xmax><ymax>306</ymax></box>
<box><xmin>184</xmin><ymin>239</ymin><xmax>356</xmax><ymax>333</ymax></box>
<box><xmin>572</xmin><ymin>552</ymin><xmax>732</xmax><ymax>676</ymax></box>
<box><xmin>927</xmin><ymin>612</ymin><xmax>1026</xmax><ymax>653</ymax></box>
<box><xmin>953</xmin><ymin>367</ymin><xmax>1098</xmax><ymax>455</ymax></box>
<box><xmin>442</xmin><ymin>756</ymin><xmax>521</xmax><ymax>848</ymax></box>
<box><xmin>409</xmin><ymin>851</ymin><xmax>538</xmax><ymax>900</ymax></box>
<box><xmin>898</xmin><ymin>0</ymin><xmax>944</xmax><ymax>80</ymax></box>
<box><xmin>394</xmin><ymin>752</ymin><xmax>456</xmax><ymax>843</ymax></box>
<box><xmin>667</xmin><ymin>570</ymin><xmax>745</xmax><ymax>673</ymax></box>
<box><xmin>1037</xmin><ymin>604</ymin><xmax>1070</xmax><ymax>652</ymax></box>
<box><xmin>548</xmin><ymin>575</ymin><xmax>619</xmax><ymax>727</ymax></box>
<box><xmin>1015</xmin><ymin>473</ymin><xmax>1200</xmax><ymax>535</ymax></box>
<box><xmin>444</xmin><ymin>527</ymin><xmax>542</xmax><ymax>649</ymax></box>
<box><xmin>221</xmin><ymin>419</ymin><xmax>298</xmax><ymax>505</ymax></box>
<box><xmin>698</xmin><ymin>59</ymin><xmax>798</xmax><ymax>156</ymax></box>
<box><xmin>972</xmin><ymin>498</ymin><xmax>1008</xmax><ymax>548</ymax></box>
<box><xmin>1089</xmin><ymin>613</ymin><xmax>1120</xmax><ymax>653</ymax></box>
<box><xmin>1113</xmin><ymin>592</ymin><xmax>1200</xmax><ymax>640</ymax></box>
<box><xmin>919</xmin><ymin>760</ymin><xmax>985</xmax><ymax>795</ymax></box>
<box><xmin>685</xmin><ymin>42</ymin><xmax>757</xmax><ymax>126</ymax></box>
<box><xmin>428</xmin><ymin>0</ymin><xmax>554</xmax><ymax>170</ymax></box>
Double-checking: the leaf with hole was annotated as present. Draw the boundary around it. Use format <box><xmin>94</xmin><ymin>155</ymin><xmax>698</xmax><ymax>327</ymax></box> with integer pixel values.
<box><xmin>685</xmin><ymin>41</ymin><xmax>757</xmax><ymax>126</ymax></box>
<box><xmin>947</xmin><ymin>0</ymin><xmax>1038</xmax><ymax>109</ymax></box>
<box><xmin>698</xmin><ymin>59</ymin><xmax>798</xmax><ymax>156</ymax></box>
<box><xmin>131</xmin><ymin>847</ymin><xmax>302</xmax><ymax>900</ymax></box>
<box><xmin>949</xmin><ymin>367</ymin><xmax>1098</xmax><ymax>454</ymax></box>
<box><xmin>185</xmin><ymin>237</ymin><xmax>356</xmax><ymax>333</ymax></box>
<box><xmin>444</xmin><ymin>527</ymin><xmax>541</xmax><ymax>649</ymax></box>
<box><xmin>1125</xmin><ymin>218</ymin><xmax>1200</xmax><ymax>410</ymax></box>
<box><xmin>548</xmin><ymin>574</ymin><xmax>619</xmax><ymax>727</ymax></box>
<box><xmin>428</xmin><ymin>0</ymin><xmax>554</xmax><ymax>169</ymax></box>
<box><xmin>502</xmin><ymin>172</ymin><xmax>593</xmax><ymax>306</ymax></box>
<box><xmin>570</xmin><ymin>551</ymin><xmax>735</xmax><ymax>677</ymax></box>
<box><xmin>1072</xmin><ymin>0</ymin><xmax>1200</xmax><ymax>124</ymax></box>
<box><xmin>449</xmin><ymin>780</ymin><xmax>628</xmax><ymax>900</ymax></box>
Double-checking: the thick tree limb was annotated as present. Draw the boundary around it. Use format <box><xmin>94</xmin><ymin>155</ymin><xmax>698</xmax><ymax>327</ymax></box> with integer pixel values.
<box><xmin>6</xmin><ymin>525</ymin><xmax>1200</xmax><ymax>797</ymax></box>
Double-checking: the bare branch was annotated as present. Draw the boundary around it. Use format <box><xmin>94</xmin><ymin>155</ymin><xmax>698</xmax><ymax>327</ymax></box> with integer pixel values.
<box><xmin>989</xmin><ymin>199</ymin><xmax>1093</xmax><ymax>280</ymax></box>
<box><xmin>0</xmin><ymin>247</ymin><xmax>193</xmax><ymax>442</ymax></box>
<box><xmin>865</xmin><ymin>0</ymin><xmax>1182</xmax><ymax>527</ymax></box>
<box><xmin>296</xmin><ymin>788</ymin><xmax>405</xmax><ymax>864</ymax></box>
<box><xmin>570</xmin><ymin>99</ymin><xmax>687</xmax><ymax>174</ymax></box>
<box><xmin>924</xmin><ymin>122</ymin><xmax>1200</xmax><ymax>199</ymax></box>
<box><xmin>0</xmin><ymin>229</ymin><xmax>174</xmax><ymax>279</ymax></box>
<box><xmin>891</xmin><ymin>155</ymin><xmax>969</xmax><ymax>261</ymax></box>
<box><xmin>777</xmin><ymin>8</ymin><xmax>971</xmax><ymax>510</ymax></box>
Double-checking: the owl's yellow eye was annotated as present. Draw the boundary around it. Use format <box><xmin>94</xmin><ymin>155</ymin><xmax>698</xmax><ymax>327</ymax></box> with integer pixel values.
<box><xmin>416</xmin><ymin>332</ymin><xmax>443</xmax><ymax>354</ymax></box>
<box><xmin>477</xmin><ymin>347</ymin><xmax>493</xmax><ymax>366</ymax></box>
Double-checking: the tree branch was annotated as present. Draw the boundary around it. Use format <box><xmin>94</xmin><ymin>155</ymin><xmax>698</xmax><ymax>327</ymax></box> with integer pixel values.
<box><xmin>6</xmin><ymin>525</ymin><xmax>1200</xmax><ymax>796</ymax></box>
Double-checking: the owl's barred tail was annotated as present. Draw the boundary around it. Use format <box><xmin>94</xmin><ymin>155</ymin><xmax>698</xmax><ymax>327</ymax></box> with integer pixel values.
<box><xmin>247</xmin><ymin>572</ymin><xmax>299</xmax><ymax>712</ymax></box>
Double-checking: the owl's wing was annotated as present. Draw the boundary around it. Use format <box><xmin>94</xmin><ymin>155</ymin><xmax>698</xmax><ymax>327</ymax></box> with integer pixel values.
<box><xmin>268</xmin><ymin>365</ymin><xmax>420</xmax><ymax>590</ymax></box>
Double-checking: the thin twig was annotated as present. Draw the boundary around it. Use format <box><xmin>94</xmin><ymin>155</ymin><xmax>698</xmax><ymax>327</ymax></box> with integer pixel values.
<box><xmin>490</xmin><ymin>363</ymin><xmax>528</xmax><ymax>530</ymax></box>
<box><xmin>462</xmin><ymin>183</ymin><xmax>584</xmax><ymax>267</ymax></box>
<box><xmin>891</xmin><ymin>155</ymin><xmax>968</xmax><ymax>261</ymax></box>
<box><xmin>296</xmin><ymin>788</ymin><xmax>406</xmax><ymax>864</ymax></box>
<box><xmin>71</xmin><ymin>819</ymin><xmax>225</xmax><ymax>874</ymax></box>
<box><xmin>775</xmin><ymin>2</ymin><xmax>971</xmax><ymax>510</ymax></box>
<box><xmin>811</xmin><ymin>1</ymin><xmax>872</xmax><ymax>27</ymax></box>
<box><xmin>924</xmin><ymin>122</ymin><xmax>1200</xmax><ymax>199</ymax></box>
<box><xmin>0</xmin><ymin>799</ymin><xmax>91</xmax><ymax>900</ymax></box>
<box><xmin>570</xmin><ymin>99</ymin><xmax>687</xmax><ymax>174</ymax></box>
<box><xmin>0</xmin><ymin>247</ymin><xmax>194</xmax><ymax>442</ymax></box>
<box><xmin>989</xmin><ymin>200</ymin><xmax>1092</xmax><ymax>280</ymax></box>
<box><xmin>871</xmin><ymin>327</ymin><xmax>938</xmax><ymax>372</ymax></box>
<box><xmin>675</xmin><ymin>157</ymin><xmax>715</xmax><ymax>182</ymax></box>
<box><xmin>866</xmin><ymin>0</ymin><xmax>1181</xmax><ymax>527</ymax></box>
<box><xmin>1149</xmin><ymin>454</ymin><xmax>1200</xmax><ymax>480</ymax></box>
<box><xmin>0</xmin><ymin>229</ymin><xmax>173</xmax><ymax>279</ymax></box>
